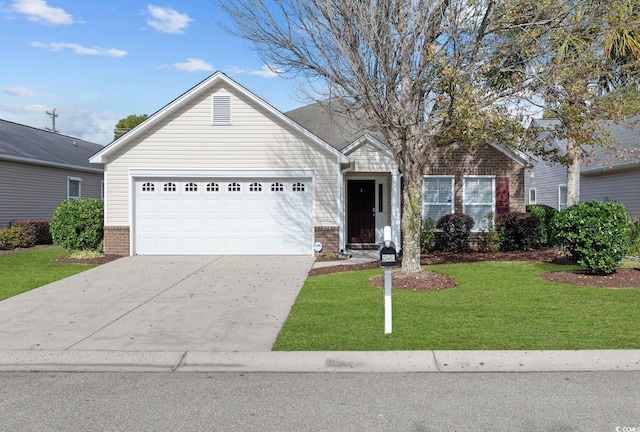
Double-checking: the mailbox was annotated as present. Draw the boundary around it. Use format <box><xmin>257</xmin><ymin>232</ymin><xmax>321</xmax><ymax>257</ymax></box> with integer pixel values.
<box><xmin>379</xmin><ymin>241</ymin><xmax>397</xmax><ymax>267</ymax></box>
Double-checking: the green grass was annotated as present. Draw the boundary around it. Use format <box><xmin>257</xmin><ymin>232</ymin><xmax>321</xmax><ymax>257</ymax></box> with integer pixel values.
<box><xmin>0</xmin><ymin>246</ymin><xmax>95</xmax><ymax>301</ymax></box>
<box><xmin>274</xmin><ymin>261</ymin><xmax>640</xmax><ymax>351</ymax></box>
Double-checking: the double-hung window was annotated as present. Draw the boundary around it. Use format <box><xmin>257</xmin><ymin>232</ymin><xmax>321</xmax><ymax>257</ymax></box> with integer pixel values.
<box><xmin>422</xmin><ymin>176</ymin><xmax>454</xmax><ymax>222</ymax></box>
<box><xmin>463</xmin><ymin>176</ymin><xmax>494</xmax><ymax>230</ymax></box>
<box><xmin>67</xmin><ymin>177</ymin><xmax>82</xmax><ymax>199</ymax></box>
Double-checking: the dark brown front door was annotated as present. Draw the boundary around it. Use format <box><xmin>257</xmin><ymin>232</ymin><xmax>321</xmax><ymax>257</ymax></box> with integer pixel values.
<box><xmin>348</xmin><ymin>180</ymin><xmax>376</xmax><ymax>243</ymax></box>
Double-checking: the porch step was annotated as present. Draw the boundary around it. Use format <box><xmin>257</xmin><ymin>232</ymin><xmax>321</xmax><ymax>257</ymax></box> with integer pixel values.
<box><xmin>346</xmin><ymin>243</ymin><xmax>379</xmax><ymax>250</ymax></box>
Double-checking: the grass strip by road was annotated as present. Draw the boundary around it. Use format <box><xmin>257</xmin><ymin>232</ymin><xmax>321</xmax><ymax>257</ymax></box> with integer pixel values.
<box><xmin>274</xmin><ymin>261</ymin><xmax>640</xmax><ymax>351</ymax></box>
<box><xmin>0</xmin><ymin>246</ymin><xmax>95</xmax><ymax>301</ymax></box>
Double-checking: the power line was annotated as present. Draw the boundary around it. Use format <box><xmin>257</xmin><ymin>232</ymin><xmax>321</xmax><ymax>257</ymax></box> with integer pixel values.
<box><xmin>46</xmin><ymin>109</ymin><xmax>59</xmax><ymax>133</ymax></box>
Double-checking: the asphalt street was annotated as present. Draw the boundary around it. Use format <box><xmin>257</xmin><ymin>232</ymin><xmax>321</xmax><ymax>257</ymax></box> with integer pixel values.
<box><xmin>2</xmin><ymin>371</ymin><xmax>639</xmax><ymax>431</ymax></box>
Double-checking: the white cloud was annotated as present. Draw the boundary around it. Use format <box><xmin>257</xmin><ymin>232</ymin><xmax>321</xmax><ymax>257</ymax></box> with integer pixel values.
<box><xmin>4</xmin><ymin>86</ymin><xmax>40</xmax><ymax>97</ymax></box>
<box><xmin>229</xmin><ymin>65</ymin><xmax>282</xmax><ymax>78</ymax></box>
<box><xmin>31</xmin><ymin>41</ymin><xmax>128</xmax><ymax>57</ymax></box>
<box><xmin>0</xmin><ymin>101</ymin><xmax>48</xmax><ymax>114</ymax></box>
<box><xmin>172</xmin><ymin>58</ymin><xmax>213</xmax><ymax>72</ymax></box>
<box><xmin>146</xmin><ymin>5</ymin><xmax>193</xmax><ymax>34</ymax></box>
<box><xmin>13</xmin><ymin>0</ymin><xmax>73</xmax><ymax>25</ymax></box>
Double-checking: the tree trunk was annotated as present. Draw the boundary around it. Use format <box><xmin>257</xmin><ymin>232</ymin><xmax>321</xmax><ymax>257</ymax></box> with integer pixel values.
<box><xmin>401</xmin><ymin>174</ymin><xmax>423</xmax><ymax>273</ymax></box>
<box><xmin>566</xmin><ymin>136</ymin><xmax>580</xmax><ymax>207</ymax></box>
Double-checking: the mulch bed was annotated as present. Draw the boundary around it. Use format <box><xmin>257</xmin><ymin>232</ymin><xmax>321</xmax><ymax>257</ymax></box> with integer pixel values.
<box><xmin>311</xmin><ymin>249</ymin><xmax>640</xmax><ymax>291</ymax></box>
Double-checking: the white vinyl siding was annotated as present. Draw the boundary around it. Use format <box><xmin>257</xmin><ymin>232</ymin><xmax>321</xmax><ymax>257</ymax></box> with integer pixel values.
<box><xmin>463</xmin><ymin>176</ymin><xmax>495</xmax><ymax>231</ymax></box>
<box><xmin>104</xmin><ymin>82</ymin><xmax>339</xmax><ymax>227</ymax></box>
<box><xmin>347</xmin><ymin>142</ymin><xmax>396</xmax><ymax>172</ymax></box>
<box><xmin>422</xmin><ymin>176</ymin><xmax>454</xmax><ymax>222</ymax></box>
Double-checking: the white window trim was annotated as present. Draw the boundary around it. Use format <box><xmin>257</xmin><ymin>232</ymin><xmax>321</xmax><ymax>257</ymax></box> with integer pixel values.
<box><xmin>211</xmin><ymin>93</ymin><xmax>232</xmax><ymax>125</ymax></box>
<box><xmin>463</xmin><ymin>175</ymin><xmax>495</xmax><ymax>232</ymax></box>
<box><xmin>529</xmin><ymin>188</ymin><xmax>536</xmax><ymax>205</ymax></box>
<box><xmin>558</xmin><ymin>184</ymin><xmax>567</xmax><ymax>210</ymax></box>
<box><xmin>67</xmin><ymin>176</ymin><xmax>82</xmax><ymax>199</ymax></box>
<box><xmin>422</xmin><ymin>175</ymin><xmax>455</xmax><ymax>220</ymax></box>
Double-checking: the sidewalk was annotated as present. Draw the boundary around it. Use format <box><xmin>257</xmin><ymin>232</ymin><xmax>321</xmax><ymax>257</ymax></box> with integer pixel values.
<box><xmin>1</xmin><ymin>349</ymin><xmax>639</xmax><ymax>373</ymax></box>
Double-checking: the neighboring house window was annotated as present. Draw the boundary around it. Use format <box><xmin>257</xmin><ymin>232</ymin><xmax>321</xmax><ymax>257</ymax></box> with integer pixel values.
<box><xmin>463</xmin><ymin>176</ymin><xmax>495</xmax><ymax>230</ymax></box>
<box><xmin>212</xmin><ymin>94</ymin><xmax>232</xmax><ymax>125</ymax></box>
<box><xmin>292</xmin><ymin>182</ymin><xmax>305</xmax><ymax>192</ymax></box>
<box><xmin>185</xmin><ymin>182</ymin><xmax>198</xmax><ymax>192</ymax></box>
<box><xmin>422</xmin><ymin>176</ymin><xmax>454</xmax><ymax>222</ymax></box>
<box><xmin>559</xmin><ymin>185</ymin><xmax>567</xmax><ymax>210</ymax></box>
<box><xmin>529</xmin><ymin>188</ymin><xmax>536</xmax><ymax>205</ymax></box>
<box><xmin>271</xmin><ymin>182</ymin><xmax>284</xmax><ymax>192</ymax></box>
<box><xmin>67</xmin><ymin>177</ymin><xmax>82</xmax><ymax>199</ymax></box>
<box><xmin>163</xmin><ymin>182</ymin><xmax>177</xmax><ymax>192</ymax></box>
<box><xmin>249</xmin><ymin>182</ymin><xmax>262</xmax><ymax>192</ymax></box>
<box><xmin>206</xmin><ymin>182</ymin><xmax>219</xmax><ymax>192</ymax></box>
<box><xmin>142</xmin><ymin>182</ymin><xmax>155</xmax><ymax>192</ymax></box>
<box><xmin>228</xmin><ymin>182</ymin><xmax>241</xmax><ymax>192</ymax></box>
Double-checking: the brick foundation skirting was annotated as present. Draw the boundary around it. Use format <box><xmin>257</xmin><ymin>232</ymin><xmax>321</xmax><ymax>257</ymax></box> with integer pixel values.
<box><xmin>314</xmin><ymin>226</ymin><xmax>339</xmax><ymax>255</ymax></box>
<box><xmin>104</xmin><ymin>226</ymin><xmax>130</xmax><ymax>256</ymax></box>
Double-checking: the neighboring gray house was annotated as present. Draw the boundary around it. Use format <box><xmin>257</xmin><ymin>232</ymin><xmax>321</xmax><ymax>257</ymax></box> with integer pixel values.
<box><xmin>0</xmin><ymin>118</ymin><xmax>104</xmax><ymax>227</ymax></box>
<box><xmin>526</xmin><ymin>116</ymin><xmax>640</xmax><ymax>217</ymax></box>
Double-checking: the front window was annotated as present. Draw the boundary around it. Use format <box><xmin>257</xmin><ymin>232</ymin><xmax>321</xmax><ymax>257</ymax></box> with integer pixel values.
<box><xmin>559</xmin><ymin>186</ymin><xmax>567</xmax><ymax>210</ymax></box>
<box><xmin>463</xmin><ymin>176</ymin><xmax>495</xmax><ymax>230</ymax></box>
<box><xmin>422</xmin><ymin>176</ymin><xmax>454</xmax><ymax>222</ymax></box>
<box><xmin>67</xmin><ymin>177</ymin><xmax>82</xmax><ymax>199</ymax></box>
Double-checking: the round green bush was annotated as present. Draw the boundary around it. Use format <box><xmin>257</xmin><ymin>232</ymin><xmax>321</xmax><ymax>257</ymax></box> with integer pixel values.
<box><xmin>497</xmin><ymin>212</ymin><xmax>541</xmax><ymax>251</ymax></box>
<box><xmin>50</xmin><ymin>198</ymin><xmax>104</xmax><ymax>251</ymax></box>
<box><xmin>554</xmin><ymin>201</ymin><xmax>630</xmax><ymax>275</ymax></box>
<box><xmin>526</xmin><ymin>204</ymin><xmax>558</xmax><ymax>247</ymax></box>
<box><xmin>437</xmin><ymin>213</ymin><xmax>474</xmax><ymax>253</ymax></box>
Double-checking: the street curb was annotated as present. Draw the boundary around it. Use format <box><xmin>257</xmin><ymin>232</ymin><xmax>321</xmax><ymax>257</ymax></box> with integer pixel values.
<box><xmin>1</xmin><ymin>350</ymin><xmax>640</xmax><ymax>373</ymax></box>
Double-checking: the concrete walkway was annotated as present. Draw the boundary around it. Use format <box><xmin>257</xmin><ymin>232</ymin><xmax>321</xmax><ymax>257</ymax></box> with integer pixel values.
<box><xmin>1</xmin><ymin>253</ymin><xmax>640</xmax><ymax>373</ymax></box>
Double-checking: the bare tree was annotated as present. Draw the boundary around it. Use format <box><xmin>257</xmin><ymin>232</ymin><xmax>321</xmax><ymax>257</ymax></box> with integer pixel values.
<box><xmin>221</xmin><ymin>0</ymin><xmax>558</xmax><ymax>272</ymax></box>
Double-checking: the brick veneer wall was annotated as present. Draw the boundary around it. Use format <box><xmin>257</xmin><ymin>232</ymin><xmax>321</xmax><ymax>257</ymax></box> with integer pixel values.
<box><xmin>104</xmin><ymin>226</ymin><xmax>130</xmax><ymax>256</ymax></box>
<box><xmin>423</xmin><ymin>142</ymin><xmax>525</xmax><ymax>213</ymax></box>
<box><xmin>314</xmin><ymin>226</ymin><xmax>339</xmax><ymax>255</ymax></box>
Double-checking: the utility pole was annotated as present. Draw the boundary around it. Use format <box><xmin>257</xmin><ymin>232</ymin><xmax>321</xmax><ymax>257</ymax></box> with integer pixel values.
<box><xmin>46</xmin><ymin>109</ymin><xmax>59</xmax><ymax>133</ymax></box>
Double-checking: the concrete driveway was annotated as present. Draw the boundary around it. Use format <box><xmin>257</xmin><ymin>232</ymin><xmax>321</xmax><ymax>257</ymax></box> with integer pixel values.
<box><xmin>0</xmin><ymin>255</ymin><xmax>314</xmax><ymax>352</ymax></box>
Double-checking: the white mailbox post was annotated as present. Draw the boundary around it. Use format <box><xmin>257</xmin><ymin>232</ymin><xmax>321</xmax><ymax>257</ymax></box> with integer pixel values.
<box><xmin>379</xmin><ymin>226</ymin><xmax>397</xmax><ymax>334</ymax></box>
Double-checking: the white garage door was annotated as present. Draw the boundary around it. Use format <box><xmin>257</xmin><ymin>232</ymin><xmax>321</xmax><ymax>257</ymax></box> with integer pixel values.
<box><xmin>134</xmin><ymin>178</ymin><xmax>313</xmax><ymax>255</ymax></box>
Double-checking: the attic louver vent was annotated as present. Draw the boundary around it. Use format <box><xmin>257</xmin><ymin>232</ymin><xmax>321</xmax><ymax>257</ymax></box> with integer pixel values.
<box><xmin>212</xmin><ymin>94</ymin><xmax>232</xmax><ymax>125</ymax></box>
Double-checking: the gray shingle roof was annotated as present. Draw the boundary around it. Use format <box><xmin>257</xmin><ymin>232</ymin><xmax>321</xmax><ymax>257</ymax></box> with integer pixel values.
<box><xmin>285</xmin><ymin>101</ymin><xmax>384</xmax><ymax>151</ymax></box>
<box><xmin>0</xmin><ymin>118</ymin><xmax>104</xmax><ymax>172</ymax></box>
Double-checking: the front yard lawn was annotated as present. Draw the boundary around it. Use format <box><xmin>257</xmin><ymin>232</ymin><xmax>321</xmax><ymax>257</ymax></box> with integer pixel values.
<box><xmin>0</xmin><ymin>246</ymin><xmax>95</xmax><ymax>301</ymax></box>
<box><xmin>274</xmin><ymin>261</ymin><xmax>640</xmax><ymax>351</ymax></box>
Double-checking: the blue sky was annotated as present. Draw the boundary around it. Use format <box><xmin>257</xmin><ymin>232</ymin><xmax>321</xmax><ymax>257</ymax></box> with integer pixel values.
<box><xmin>0</xmin><ymin>0</ymin><xmax>305</xmax><ymax>144</ymax></box>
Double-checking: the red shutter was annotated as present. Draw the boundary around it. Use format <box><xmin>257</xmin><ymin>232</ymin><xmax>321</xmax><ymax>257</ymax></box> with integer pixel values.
<box><xmin>496</xmin><ymin>178</ymin><xmax>510</xmax><ymax>218</ymax></box>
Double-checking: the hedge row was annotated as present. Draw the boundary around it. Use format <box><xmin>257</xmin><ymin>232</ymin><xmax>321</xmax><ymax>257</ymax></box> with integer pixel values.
<box><xmin>0</xmin><ymin>219</ymin><xmax>52</xmax><ymax>250</ymax></box>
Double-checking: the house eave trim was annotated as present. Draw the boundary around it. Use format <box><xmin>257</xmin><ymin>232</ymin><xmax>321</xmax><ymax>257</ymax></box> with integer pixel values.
<box><xmin>0</xmin><ymin>154</ymin><xmax>104</xmax><ymax>174</ymax></box>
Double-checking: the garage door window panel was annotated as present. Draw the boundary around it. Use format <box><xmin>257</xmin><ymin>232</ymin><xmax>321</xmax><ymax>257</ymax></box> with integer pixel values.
<box><xmin>163</xmin><ymin>182</ymin><xmax>177</xmax><ymax>192</ymax></box>
<box><xmin>142</xmin><ymin>182</ymin><xmax>156</xmax><ymax>192</ymax></box>
<box><xmin>228</xmin><ymin>182</ymin><xmax>241</xmax><ymax>192</ymax></box>
<box><xmin>185</xmin><ymin>182</ymin><xmax>198</xmax><ymax>192</ymax></box>
<box><xmin>206</xmin><ymin>182</ymin><xmax>220</xmax><ymax>192</ymax></box>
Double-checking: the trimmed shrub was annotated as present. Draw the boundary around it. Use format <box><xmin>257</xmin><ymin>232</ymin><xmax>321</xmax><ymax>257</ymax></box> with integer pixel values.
<box><xmin>0</xmin><ymin>226</ymin><xmax>30</xmax><ymax>250</ymax></box>
<box><xmin>554</xmin><ymin>201</ymin><xmax>630</xmax><ymax>275</ymax></box>
<box><xmin>498</xmin><ymin>212</ymin><xmax>541</xmax><ymax>251</ymax></box>
<box><xmin>50</xmin><ymin>198</ymin><xmax>104</xmax><ymax>251</ymax></box>
<box><xmin>9</xmin><ymin>219</ymin><xmax>52</xmax><ymax>245</ymax></box>
<box><xmin>421</xmin><ymin>218</ymin><xmax>437</xmax><ymax>253</ymax></box>
<box><xmin>628</xmin><ymin>218</ymin><xmax>640</xmax><ymax>257</ymax></box>
<box><xmin>526</xmin><ymin>204</ymin><xmax>558</xmax><ymax>247</ymax></box>
<box><xmin>437</xmin><ymin>213</ymin><xmax>474</xmax><ymax>253</ymax></box>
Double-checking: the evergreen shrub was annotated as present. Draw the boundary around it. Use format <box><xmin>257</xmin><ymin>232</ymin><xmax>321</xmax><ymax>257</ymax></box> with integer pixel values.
<box><xmin>50</xmin><ymin>198</ymin><xmax>104</xmax><ymax>251</ymax></box>
<box><xmin>554</xmin><ymin>201</ymin><xmax>630</xmax><ymax>275</ymax></box>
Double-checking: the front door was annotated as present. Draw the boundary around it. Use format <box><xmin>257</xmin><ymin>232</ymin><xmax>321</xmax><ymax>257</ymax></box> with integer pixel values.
<box><xmin>348</xmin><ymin>180</ymin><xmax>376</xmax><ymax>243</ymax></box>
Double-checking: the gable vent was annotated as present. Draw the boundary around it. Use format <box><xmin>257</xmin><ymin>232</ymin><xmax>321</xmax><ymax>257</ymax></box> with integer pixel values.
<box><xmin>212</xmin><ymin>94</ymin><xmax>232</xmax><ymax>125</ymax></box>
